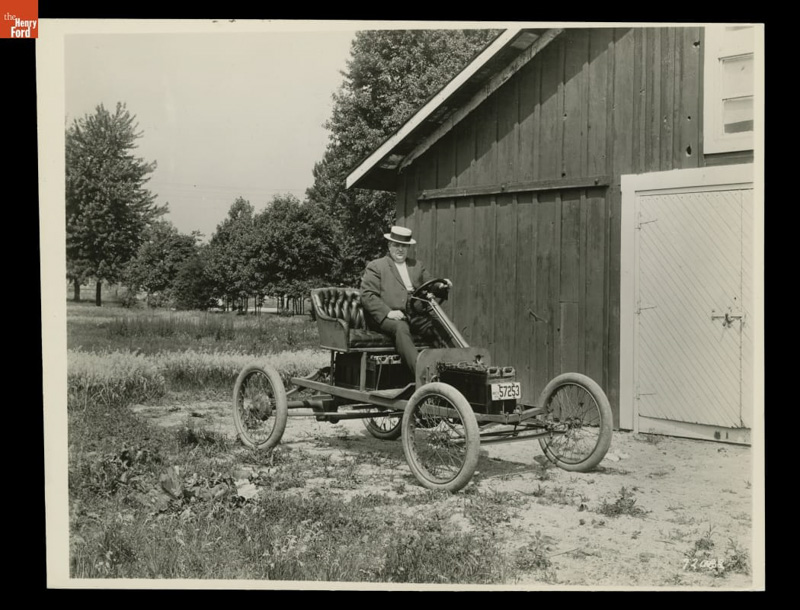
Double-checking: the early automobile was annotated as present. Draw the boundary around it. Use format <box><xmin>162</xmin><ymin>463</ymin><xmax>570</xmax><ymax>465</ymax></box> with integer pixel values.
<box><xmin>233</xmin><ymin>280</ymin><xmax>612</xmax><ymax>492</ymax></box>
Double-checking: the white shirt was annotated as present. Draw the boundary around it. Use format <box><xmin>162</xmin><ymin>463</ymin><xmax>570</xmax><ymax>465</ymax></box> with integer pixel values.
<box><xmin>394</xmin><ymin>262</ymin><xmax>414</xmax><ymax>291</ymax></box>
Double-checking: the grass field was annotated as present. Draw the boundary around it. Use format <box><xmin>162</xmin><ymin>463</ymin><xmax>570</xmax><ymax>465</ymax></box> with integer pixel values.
<box><xmin>63</xmin><ymin>300</ymin><xmax>755</xmax><ymax>588</ymax></box>
<box><xmin>65</xmin><ymin>301</ymin><xmax>528</xmax><ymax>584</ymax></box>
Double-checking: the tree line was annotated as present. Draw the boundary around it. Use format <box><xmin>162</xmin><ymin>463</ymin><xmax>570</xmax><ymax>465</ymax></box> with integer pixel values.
<box><xmin>65</xmin><ymin>29</ymin><xmax>499</xmax><ymax>310</ymax></box>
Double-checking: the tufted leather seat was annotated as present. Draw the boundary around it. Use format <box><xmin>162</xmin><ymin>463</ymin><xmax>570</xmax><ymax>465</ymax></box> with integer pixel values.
<box><xmin>311</xmin><ymin>287</ymin><xmax>432</xmax><ymax>352</ymax></box>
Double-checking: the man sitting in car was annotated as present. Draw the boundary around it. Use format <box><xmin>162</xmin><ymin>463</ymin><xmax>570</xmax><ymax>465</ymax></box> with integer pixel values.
<box><xmin>360</xmin><ymin>226</ymin><xmax>451</xmax><ymax>374</ymax></box>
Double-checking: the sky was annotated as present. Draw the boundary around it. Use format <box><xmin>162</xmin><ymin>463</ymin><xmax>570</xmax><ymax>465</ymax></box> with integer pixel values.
<box><xmin>63</xmin><ymin>26</ymin><xmax>357</xmax><ymax>239</ymax></box>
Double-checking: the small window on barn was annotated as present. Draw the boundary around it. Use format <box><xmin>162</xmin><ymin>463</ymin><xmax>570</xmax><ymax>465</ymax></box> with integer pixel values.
<box><xmin>703</xmin><ymin>25</ymin><xmax>758</xmax><ymax>154</ymax></box>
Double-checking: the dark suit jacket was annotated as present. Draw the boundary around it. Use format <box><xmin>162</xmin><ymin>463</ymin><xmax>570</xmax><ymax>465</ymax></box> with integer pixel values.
<box><xmin>361</xmin><ymin>255</ymin><xmax>431</xmax><ymax>325</ymax></box>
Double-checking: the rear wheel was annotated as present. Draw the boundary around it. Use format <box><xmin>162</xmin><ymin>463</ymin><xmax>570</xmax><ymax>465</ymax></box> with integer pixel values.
<box><xmin>362</xmin><ymin>409</ymin><xmax>402</xmax><ymax>440</ymax></box>
<box><xmin>232</xmin><ymin>363</ymin><xmax>288</xmax><ymax>450</ymax></box>
<box><xmin>401</xmin><ymin>383</ymin><xmax>479</xmax><ymax>492</ymax></box>
<box><xmin>537</xmin><ymin>373</ymin><xmax>612</xmax><ymax>472</ymax></box>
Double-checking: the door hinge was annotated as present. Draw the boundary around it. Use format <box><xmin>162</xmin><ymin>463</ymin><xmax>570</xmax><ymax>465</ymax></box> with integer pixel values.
<box><xmin>636</xmin><ymin>304</ymin><xmax>658</xmax><ymax>315</ymax></box>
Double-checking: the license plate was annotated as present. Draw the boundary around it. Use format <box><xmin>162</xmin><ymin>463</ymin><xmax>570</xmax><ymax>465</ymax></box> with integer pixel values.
<box><xmin>491</xmin><ymin>382</ymin><xmax>521</xmax><ymax>401</ymax></box>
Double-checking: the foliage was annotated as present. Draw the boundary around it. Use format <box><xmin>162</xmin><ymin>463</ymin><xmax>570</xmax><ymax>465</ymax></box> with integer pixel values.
<box><xmin>251</xmin><ymin>194</ymin><xmax>336</xmax><ymax>299</ymax></box>
<box><xmin>382</xmin><ymin>513</ymin><xmax>503</xmax><ymax>583</ymax></box>
<box><xmin>66</xmin><ymin>102</ymin><xmax>165</xmax><ymax>304</ymax></box>
<box><xmin>598</xmin><ymin>487</ymin><xmax>650</xmax><ymax>518</ymax></box>
<box><xmin>202</xmin><ymin>194</ymin><xmax>338</xmax><ymax>307</ymax></box>
<box><xmin>204</xmin><ymin>197</ymin><xmax>256</xmax><ymax>307</ymax></box>
<box><xmin>171</xmin><ymin>251</ymin><xmax>216</xmax><ymax>311</ymax></box>
<box><xmin>682</xmin><ymin>529</ymin><xmax>750</xmax><ymax>578</ymax></box>
<box><xmin>514</xmin><ymin>531</ymin><xmax>553</xmax><ymax>571</ymax></box>
<box><xmin>307</xmin><ymin>29</ymin><xmax>500</xmax><ymax>285</ymax></box>
<box><xmin>124</xmin><ymin>220</ymin><xmax>202</xmax><ymax>306</ymax></box>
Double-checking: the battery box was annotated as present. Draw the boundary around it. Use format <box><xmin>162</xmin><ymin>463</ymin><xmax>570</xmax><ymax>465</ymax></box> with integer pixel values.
<box><xmin>437</xmin><ymin>362</ymin><xmax>518</xmax><ymax>415</ymax></box>
<box><xmin>334</xmin><ymin>353</ymin><xmax>413</xmax><ymax>391</ymax></box>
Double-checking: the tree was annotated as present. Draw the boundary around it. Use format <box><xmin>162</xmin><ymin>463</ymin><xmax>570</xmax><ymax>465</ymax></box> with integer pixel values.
<box><xmin>171</xmin><ymin>249</ymin><xmax>215</xmax><ymax>311</ymax></box>
<box><xmin>251</xmin><ymin>194</ymin><xmax>336</xmax><ymax>309</ymax></box>
<box><xmin>66</xmin><ymin>102</ymin><xmax>164</xmax><ymax>305</ymax></box>
<box><xmin>205</xmin><ymin>197</ymin><xmax>257</xmax><ymax>311</ymax></box>
<box><xmin>124</xmin><ymin>220</ymin><xmax>201</xmax><ymax>307</ymax></box>
<box><xmin>306</xmin><ymin>29</ymin><xmax>499</xmax><ymax>285</ymax></box>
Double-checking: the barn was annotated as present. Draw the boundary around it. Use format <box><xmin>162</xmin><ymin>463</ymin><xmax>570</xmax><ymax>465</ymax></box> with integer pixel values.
<box><xmin>346</xmin><ymin>26</ymin><xmax>761</xmax><ymax>444</ymax></box>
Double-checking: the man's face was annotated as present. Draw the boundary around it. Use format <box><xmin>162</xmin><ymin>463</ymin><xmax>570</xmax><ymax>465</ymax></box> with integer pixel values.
<box><xmin>388</xmin><ymin>241</ymin><xmax>409</xmax><ymax>263</ymax></box>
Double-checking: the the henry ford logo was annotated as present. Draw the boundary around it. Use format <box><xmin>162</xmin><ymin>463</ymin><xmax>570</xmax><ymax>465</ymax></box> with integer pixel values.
<box><xmin>4</xmin><ymin>13</ymin><xmax>37</xmax><ymax>37</ymax></box>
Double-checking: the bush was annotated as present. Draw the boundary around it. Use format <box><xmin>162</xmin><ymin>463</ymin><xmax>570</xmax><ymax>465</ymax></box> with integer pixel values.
<box><xmin>119</xmin><ymin>289</ymin><xmax>140</xmax><ymax>309</ymax></box>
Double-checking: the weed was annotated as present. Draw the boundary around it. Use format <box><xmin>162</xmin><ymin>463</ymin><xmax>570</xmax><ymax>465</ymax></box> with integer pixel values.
<box><xmin>667</xmin><ymin>513</ymin><xmax>697</xmax><ymax>526</ymax></box>
<box><xmin>661</xmin><ymin>528</ymin><xmax>689</xmax><ymax>542</ymax></box>
<box><xmin>400</xmin><ymin>488</ymin><xmax>452</xmax><ymax>506</ymax></box>
<box><xmin>548</xmin><ymin>486</ymin><xmax>574</xmax><ymax>506</ymax></box>
<box><xmin>330</xmin><ymin>457</ymin><xmax>361</xmax><ymax>489</ymax></box>
<box><xmin>534</xmin><ymin>461</ymin><xmax>554</xmax><ymax>481</ymax></box>
<box><xmin>664</xmin><ymin>573</ymin><xmax>684</xmax><ymax>586</ymax></box>
<box><xmin>514</xmin><ymin>531</ymin><xmax>553</xmax><ymax>571</ymax></box>
<box><xmin>722</xmin><ymin>539</ymin><xmax>750</xmax><ymax>575</ymax></box>
<box><xmin>382</xmin><ymin>516</ymin><xmax>503</xmax><ymax>583</ymax></box>
<box><xmin>598</xmin><ymin>487</ymin><xmax>649</xmax><ymax>518</ymax></box>
<box><xmin>531</xmin><ymin>484</ymin><xmax>576</xmax><ymax>507</ymax></box>
<box><xmin>175</xmin><ymin>423</ymin><xmax>230</xmax><ymax>451</ymax></box>
<box><xmin>463</xmin><ymin>490</ymin><xmax>524</xmax><ymax>527</ymax></box>
<box><xmin>350</xmin><ymin>493</ymin><xmax>394</xmax><ymax>509</ymax></box>
<box><xmin>71</xmin><ymin>520</ymin><xmax>139</xmax><ymax>578</ymax></box>
<box><xmin>635</xmin><ymin>433</ymin><xmax>663</xmax><ymax>445</ymax></box>
<box><xmin>255</xmin><ymin>460</ymin><xmax>307</xmax><ymax>492</ymax></box>
<box><xmin>694</xmin><ymin>525</ymin><xmax>715</xmax><ymax>551</ymax></box>
<box><xmin>682</xmin><ymin>529</ymin><xmax>750</xmax><ymax>578</ymax></box>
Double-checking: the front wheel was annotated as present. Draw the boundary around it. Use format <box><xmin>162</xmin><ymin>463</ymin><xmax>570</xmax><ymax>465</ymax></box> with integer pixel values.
<box><xmin>537</xmin><ymin>373</ymin><xmax>612</xmax><ymax>472</ymax></box>
<box><xmin>401</xmin><ymin>383</ymin><xmax>479</xmax><ymax>492</ymax></box>
<box><xmin>232</xmin><ymin>363</ymin><xmax>288</xmax><ymax>450</ymax></box>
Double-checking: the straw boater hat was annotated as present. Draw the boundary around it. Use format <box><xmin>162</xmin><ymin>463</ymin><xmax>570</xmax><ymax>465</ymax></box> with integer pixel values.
<box><xmin>384</xmin><ymin>226</ymin><xmax>416</xmax><ymax>245</ymax></box>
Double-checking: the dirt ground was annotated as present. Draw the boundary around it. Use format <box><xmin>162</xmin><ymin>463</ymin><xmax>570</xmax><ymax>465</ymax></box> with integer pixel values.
<box><xmin>132</xmin><ymin>398</ymin><xmax>762</xmax><ymax>590</ymax></box>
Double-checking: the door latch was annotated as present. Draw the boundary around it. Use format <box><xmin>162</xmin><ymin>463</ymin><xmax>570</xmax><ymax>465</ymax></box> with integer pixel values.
<box><xmin>711</xmin><ymin>312</ymin><xmax>743</xmax><ymax>328</ymax></box>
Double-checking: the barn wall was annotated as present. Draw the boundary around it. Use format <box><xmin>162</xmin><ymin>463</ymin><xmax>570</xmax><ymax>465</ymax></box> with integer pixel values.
<box><xmin>396</xmin><ymin>27</ymin><xmax>710</xmax><ymax>423</ymax></box>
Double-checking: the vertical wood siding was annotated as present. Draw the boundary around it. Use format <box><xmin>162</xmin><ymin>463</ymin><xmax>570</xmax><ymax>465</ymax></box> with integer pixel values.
<box><xmin>395</xmin><ymin>27</ymin><xmax>703</xmax><ymax>421</ymax></box>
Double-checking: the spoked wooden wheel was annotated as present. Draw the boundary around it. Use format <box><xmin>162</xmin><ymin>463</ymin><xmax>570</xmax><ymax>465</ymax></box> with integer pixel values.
<box><xmin>537</xmin><ymin>373</ymin><xmax>612</xmax><ymax>472</ymax></box>
<box><xmin>232</xmin><ymin>363</ymin><xmax>288</xmax><ymax>450</ymax></box>
<box><xmin>362</xmin><ymin>408</ymin><xmax>403</xmax><ymax>440</ymax></box>
<box><xmin>401</xmin><ymin>383</ymin><xmax>479</xmax><ymax>492</ymax></box>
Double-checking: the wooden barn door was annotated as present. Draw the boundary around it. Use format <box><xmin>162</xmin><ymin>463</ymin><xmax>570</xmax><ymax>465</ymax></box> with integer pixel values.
<box><xmin>621</xmin><ymin>165</ymin><xmax>756</xmax><ymax>443</ymax></box>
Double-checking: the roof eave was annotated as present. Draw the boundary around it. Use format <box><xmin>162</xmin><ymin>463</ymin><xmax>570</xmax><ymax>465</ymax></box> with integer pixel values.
<box><xmin>345</xmin><ymin>28</ymin><xmax>527</xmax><ymax>192</ymax></box>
